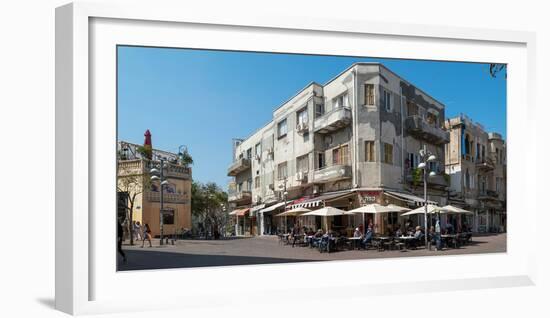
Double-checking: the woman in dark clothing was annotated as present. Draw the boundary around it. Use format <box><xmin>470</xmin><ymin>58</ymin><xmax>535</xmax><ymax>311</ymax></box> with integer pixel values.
<box><xmin>117</xmin><ymin>218</ymin><xmax>127</xmax><ymax>264</ymax></box>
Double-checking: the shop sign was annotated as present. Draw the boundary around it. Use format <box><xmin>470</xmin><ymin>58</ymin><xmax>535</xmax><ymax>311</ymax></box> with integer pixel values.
<box><xmin>359</xmin><ymin>191</ymin><xmax>381</xmax><ymax>204</ymax></box>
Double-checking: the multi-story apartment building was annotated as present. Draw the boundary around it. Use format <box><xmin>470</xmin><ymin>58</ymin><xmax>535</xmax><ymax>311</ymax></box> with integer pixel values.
<box><xmin>445</xmin><ymin>115</ymin><xmax>506</xmax><ymax>232</ymax></box>
<box><xmin>227</xmin><ymin>63</ymin><xmax>451</xmax><ymax>236</ymax></box>
<box><xmin>117</xmin><ymin>135</ymin><xmax>192</xmax><ymax>238</ymax></box>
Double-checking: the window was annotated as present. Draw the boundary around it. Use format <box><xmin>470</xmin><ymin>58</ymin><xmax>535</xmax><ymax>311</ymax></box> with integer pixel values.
<box><xmin>254</xmin><ymin>176</ymin><xmax>260</xmax><ymax>189</ymax></box>
<box><xmin>407</xmin><ymin>101</ymin><xmax>418</xmax><ymax>116</ymax></box>
<box><xmin>333</xmin><ymin>92</ymin><xmax>349</xmax><ymax>108</ymax></box>
<box><xmin>317</xmin><ymin>152</ymin><xmax>325</xmax><ymax>169</ymax></box>
<box><xmin>162</xmin><ymin>209</ymin><xmax>175</xmax><ymax>225</ymax></box>
<box><xmin>382</xmin><ymin>90</ymin><xmax>391</xmax><ymax>112</ymax></box>
<box><xmin>465</xmin><ymin>170</ymin><xmax>470</xmax><ymax>190</ymax></box>
<box><xmin>277</xmin><ymin>118</ymin><xmax>288</xmax><ymax>138</ymax></box>
<box><xmin>482</xmin><ymin>145</ymin><xmax>486</xmax><ymax>162</ymax></box>
<box><xmin>296</xmin><ymin>107</ymin><xmax>308</xmax><ymax>126</ymax></box>
<box><xmin>426</xmin><ymin>112</ymin><xmax>438</xmax><ymax>126</ymax></box>
<box><xmin>246</xmin><ymin>178</ymin><xmax>252</xmax><ymax>191</ymax></box>
<box><xmin>365</xmin><ymin>141</ymin><xmax>375</xmax><ymax>162</ymax></box>
<box><xmin>383</xmin><ymin>143</ymin><xmax>393</xmax><ymax>164</ymax></box>
<box><xmin>476</xmin><ymin>143</ymin><xmax>480</xmax><ymax>160</ymax></box>
<box><xmin>496</xmin><ymin>177</ymin><xmax>501</xmax><ymax>192</ymax></box>
<box><xmin>296</xmin><ymin>154</ymin><xmax>309</xmax><ymax>173</ymax></box>
<box><xmin>408</xmin><ymin>152</ymin><xmax>419</xmax><ymax>169</ymax></box>
<box><xmin>332</xmin><ymin>144</ymin><xmax>349</xmax><ymax>165</ymax></box>
<box><xmin>315</xmin><ymin>103</ymin><xmax>325</xmax><ymax>118</ymax></box>
<box><xmin>277</xmin><ymin>162</ymin><xmax>288</xmax><ymax>180</ymax></box>
<box><xmin>364</xmin><ymin>84</ymin><xmax>375</xmax><ymax>105</ymax></box>
<box><xmin>246</xmin><ymin>148</ymin><xmax>252</xmax><ymax>159</ymax></box>
<box><xmin>255</xmin><ymin>143</ymin><xmax>261</xmax><ymax>157</ymax></box>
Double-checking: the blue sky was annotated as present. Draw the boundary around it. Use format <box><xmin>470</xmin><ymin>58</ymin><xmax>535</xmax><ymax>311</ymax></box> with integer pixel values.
<box><xmin>117</xmin><ymin>46</ymin><xmax>506</xmax><ymax>187</ymax></box>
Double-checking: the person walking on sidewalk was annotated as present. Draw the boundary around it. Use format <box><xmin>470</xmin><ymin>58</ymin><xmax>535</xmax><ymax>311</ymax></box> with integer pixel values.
<box><xmin>141</xmin><ymin>223</ymin><xmax>153</xmax><ymax>248</ymax></box>
<box><xmin>117</xmin><ymin>218</ymin><xmax>127</xmax><ymax>264</ymax></box>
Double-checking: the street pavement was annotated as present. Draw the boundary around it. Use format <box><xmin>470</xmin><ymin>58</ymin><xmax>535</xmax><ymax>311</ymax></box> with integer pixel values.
<box><xmin>118</xmin><ymin>233</ymin><xmax>506</xmax><ymax>271</ymax></box>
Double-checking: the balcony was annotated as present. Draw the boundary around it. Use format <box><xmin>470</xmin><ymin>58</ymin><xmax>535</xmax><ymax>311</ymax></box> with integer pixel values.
<box><xmin>475</xmin><ymin>159</ymin><xmax>495</xmax><ymax>172</ymax></box>
<box><xmin>228</xmin><ymin>190</ymin><xmax>252</xmax><ymax>204</ymax></box>
<box><xmin>313</xmin><ymin>107</ymin><xmax>352</xmax><ymax>134</ymax></box>
<box><xmin>145</xmin><ymin>191</ymin><xmax>188</xmax><ymax>204</ymax></box>
<box><xmin>227</xmin><ymin>158</ymin><xmax>251</xmax><ymax>176</ymax></box>
<box><xmin>313</xmin><ymin>164</ymin><xmax>352</xmax><ymax>183</ymax></box>
<box><xmin>478</xmin><ymin>190</ymin><xmax>499</xmax><ymax>201</ymax></box>
<box><xmin>405</xmin><ymin>170</ymin><xmax>448</xmax><ymax>189</ymax></box>
<box><xmin>119</xmin><ymin>159</ymin><xmax>192</xmax><ymax>179</ymax></box>
<box><xmin>405</xmin><ymin>115</ymin><xmax>450</xmax><ymax>145</ymax></box>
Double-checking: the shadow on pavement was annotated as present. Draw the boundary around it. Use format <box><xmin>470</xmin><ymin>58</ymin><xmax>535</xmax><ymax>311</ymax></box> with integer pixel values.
<box><xmin>118</xmin><ymin>249</ymin><xmax>314</xmax><ymax>271</ymax></box>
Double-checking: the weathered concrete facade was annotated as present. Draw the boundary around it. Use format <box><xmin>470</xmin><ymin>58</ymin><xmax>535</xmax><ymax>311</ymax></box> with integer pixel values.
<box><xmin>228</xmin><ymin>63</ymin><xmax>451</xmax><ymax>235</ymax></box>
<box><xmin>445</xmin><ymin>115</ymin><xmax>506</xmax><ymax>232</ymax></box>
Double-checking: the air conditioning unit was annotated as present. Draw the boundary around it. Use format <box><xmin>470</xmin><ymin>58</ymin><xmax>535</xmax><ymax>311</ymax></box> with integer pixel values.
<box><xmin>295</xmin><ymin>172</ymin><xmax>304</xmax><ymax>181</ymax></box>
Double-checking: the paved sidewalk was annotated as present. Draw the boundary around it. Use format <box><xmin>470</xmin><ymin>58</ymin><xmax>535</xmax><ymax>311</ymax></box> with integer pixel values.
<box><xmin>118</xmin><ymin>233</ymin><xmax>506</xmax><ymax>271</ymax></box>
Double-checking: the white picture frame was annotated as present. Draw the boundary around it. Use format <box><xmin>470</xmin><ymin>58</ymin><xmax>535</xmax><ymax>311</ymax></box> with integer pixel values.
<box><xmin>55</xmin><ymin>1</ymin><xmax>537</xmax><ymax>315</ymax></box>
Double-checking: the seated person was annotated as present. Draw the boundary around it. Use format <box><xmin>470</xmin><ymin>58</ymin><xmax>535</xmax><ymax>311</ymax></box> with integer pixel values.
<box><xmin>361</xmin><ymin>226</ymin><xmax>373</xmax><ymax>248</ymax></box>
<box><xmin>414</xmin><ymin>226</ymin><xmax>423</xmax><ymax>240</ymax></box>
<box><xmin>353</xmin><ymin>227</ymin><xmax>362</xmax><ymax>238</ymax></box>
<box><xmin>395</xmin><ymin>226</ymin><xmax>403</xmax><ymax>237</ymax></box>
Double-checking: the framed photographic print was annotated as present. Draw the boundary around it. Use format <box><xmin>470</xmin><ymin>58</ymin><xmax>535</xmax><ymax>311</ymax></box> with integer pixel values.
<box><xmin>56</xmin><ymin>1</ymin><xmax>537</xmax><ymax>315</ymax></box>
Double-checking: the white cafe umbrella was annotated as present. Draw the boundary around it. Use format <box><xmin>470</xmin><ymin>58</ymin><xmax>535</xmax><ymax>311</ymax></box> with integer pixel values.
<box><xmin>386</xmin><ymin>204</ymin><xmax>411</xmax><ymax>212</ymax></box>
<box><xmin>400</xmin><ymin>204</ymin><xmax>442</xmax><ymax>216</ymax></box>
<box><xmin>345</xmin><ymin>204</ymin><xmax>406</xmax><ymax>233</ymax></box>
<box><xmin>275</xmin><ymin>207</ymin><xmax>311</xmax><ymax>217</ymax></box>
<box><xmin>440</xmin><ymin>205</ymin><xmax>474</xmax><ymax>214</ymax></box>
<box><xmin>300</xmin><ymin>207</ymin><xmax>346</xmax><ymax>231</ymax></box>
<box><xmin>344</xmin><ymin>203</ymin><xmax>397</xmax><ymax>215</ymax></box>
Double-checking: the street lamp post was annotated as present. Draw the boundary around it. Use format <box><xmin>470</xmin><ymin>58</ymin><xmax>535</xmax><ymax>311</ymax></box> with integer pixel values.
<box><xmin>418</xmin><ymin>145</ymin><xmax>437</xmax><ymax>249</ymax></box>
<box><xmin>150</xmin><ymin>158</ymin><xmax>168</xmax><ymax>245</ymax></box>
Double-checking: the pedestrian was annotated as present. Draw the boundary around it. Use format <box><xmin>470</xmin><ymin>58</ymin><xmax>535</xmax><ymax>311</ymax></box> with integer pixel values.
<box><xmin>141</xmin><ymin>223</ymin><xmax>153</xmax><ymax>248</ymax></box>
<box><xmin>134</xmin><ymin>221</ymin><xmax>142</xmax><ymax>241</ymax></box>
<box><xmin>435</xmin><ymin>219</ymin><xmax>442</xmax><ymax>250</ymax></box>
<box><xmin>117</xmin><ymin>218</ymin><xmax>127</xmax><ymax>264</ymax></box>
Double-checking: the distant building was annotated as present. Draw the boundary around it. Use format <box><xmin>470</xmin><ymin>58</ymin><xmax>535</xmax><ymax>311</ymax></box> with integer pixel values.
<box><xmin>227</xmin><ymin>63</ymin><xmax>451</xmax><ymax>236</ymax></box>
<box><xmin>445</xmin><ymin>115</ymin><xmax>506</xmax><ymax>232</ymax></box>
<box><xmin>117</xmin><ymin>132</ymin><xmax>192</xmax><ymax>238</ymax></box>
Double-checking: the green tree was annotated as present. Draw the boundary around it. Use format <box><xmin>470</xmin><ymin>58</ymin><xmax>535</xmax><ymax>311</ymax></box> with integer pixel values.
<box><xmin>191</xmin><ymin>181</ymin><xmax>229</xmax><ymax>238</ymax></box>
<box><xmin>178</xmin><ymin>146</ymin><xmax>194</xmax><ymax>167</ymax></box>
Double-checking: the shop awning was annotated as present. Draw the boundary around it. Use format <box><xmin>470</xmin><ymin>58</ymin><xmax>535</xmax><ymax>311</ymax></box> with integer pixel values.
<box><xmin>259</xmin><ymin>201</ymin><xmax>288</xmax><ymax>213</ymax></box>
<box><xmin>249</xmin><ymin>204</ymin><xmax>265</xmax><ymax>216</ymax></box>
<box><xmin>289</xmin><ymin>190</ymin><xmax>354</xmax><ymax>209</ymax></box>
<box><xmin>385</xmin><ymin>191</ymin><xmax>437</xmax><ymax>206</ymax></box>
<box><xmin>229</xmin><ymin>208</ymin><xmax>250</xmax><ymax>216</ymax></box>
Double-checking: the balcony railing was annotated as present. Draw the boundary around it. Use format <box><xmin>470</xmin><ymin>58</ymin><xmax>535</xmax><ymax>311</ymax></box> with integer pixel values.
<box><xmin>145</xmin><ymin>191</ymin><xmax>188</xmax><ymax>204</ymax></box>
<box><xmin>313</xmin><ymin>164</ymin><xmax>352</xmax><ymax>183</ymax></box>
<box><xmin>313</xmin><ymin>107</ymin><xmax>352</xmax><ymax>134</ymax></box>
<box><xmin>144</xmin><ymin>160</ymin><xmax>192</xmax><ymax>179</ymax></box>
<box><xmin>405</xmin><ymin>169</ymin><xmax>448</xmax><ymax>188</ymax></box>
<box><xmin>227</xmin><ymin>190</ymin><xmax>252</xmax><ymax>203</ymax></box>
<box><xmin>478</xmin><ymin>190</ymin><xmax>499</xmax><ymax>200</ymax></box>
<box><xmin>475</xmin><ymin>158</ymin><xmax>495</xmax><ymax>172</ymax></box>
<box><xmin>118</xmin><ymin>159</ymin><xmax>192</xmax><ymax>179</ymax></box>
<box><xmin>227</xmin><ymin>158</ymin><xmax>251</xmax><ymax>176</ymax></box>
<box><xmin>405</xmin><ymin>115</ymin><xmax>450</xmax><ymax>145</ymax></box>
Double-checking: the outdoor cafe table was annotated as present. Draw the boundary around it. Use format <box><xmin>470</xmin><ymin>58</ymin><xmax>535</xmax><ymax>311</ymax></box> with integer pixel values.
<box><xmin>396</xmin><ymin>235</ymin><xmax>416</xmax><ymax>249</ymax></box>
<box><xmin>441</xmin><ymin>234</ymin><xmax>459</xmax><ymax>248</ymax></box>
<box><xmin>374</xmin><ymin>236</ymin><xmax>391</xmax><ymax>251</ymax></box>
<box><xmin>347</xmin><ymin>237</ymin><xmax>362</xmax><ymax>250</ymax></box>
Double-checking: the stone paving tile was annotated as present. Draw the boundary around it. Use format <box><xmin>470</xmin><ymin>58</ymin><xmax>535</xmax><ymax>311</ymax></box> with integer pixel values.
<box><xmin>118</xmin><ymin>233</ymin><xmax>506</xmax><ymax>271</ymax></box>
